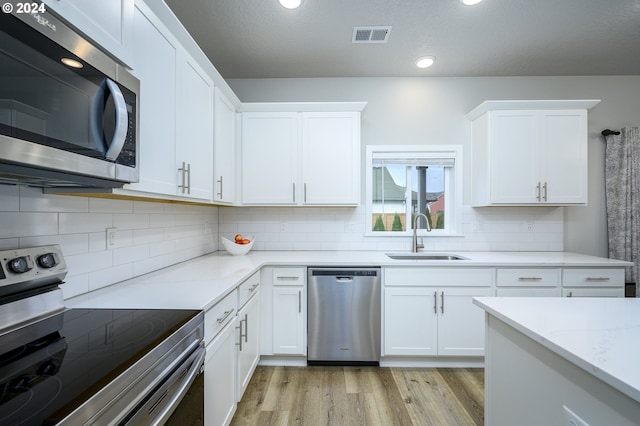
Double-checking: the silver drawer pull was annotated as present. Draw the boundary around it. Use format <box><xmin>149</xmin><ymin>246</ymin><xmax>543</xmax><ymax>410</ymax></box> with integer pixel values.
<box><xmin>518</xmin><ymin>277</ymin><xmax>542</xmax><ymax>281</ymax></box>
<box><xmin>585</xmin><ymin>277</ymin><xmax>610</xmax><ymax>282</ymax></box>
<box><xmin>276</xmin><ymin>276</ymin><xmax>300</xmax><ymax>281</ymax></box>
<box><xmin>249</xmin><ymin>283</ymin><xmax>260</xmax><ymax>292</ymax></box>
<box><xmin>216</xmin><ymin>308</ymin><xmax>235</xmax><ymax>324</ymax></box>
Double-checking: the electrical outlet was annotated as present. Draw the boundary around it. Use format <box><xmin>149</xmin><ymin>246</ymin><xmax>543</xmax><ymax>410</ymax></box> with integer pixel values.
<box><xmin>472</xmin><ymin>221</ymin><xmax>481</xmax><ymax>232</ymax></box>
<box><xmin>106</xmin><ymin>227</ymin><xmax>117</xmax><ymax>249</ymax></box>
<box><xmin>563</xmin><ymin>405</ymin><xmax>589</xmax><ymax>426</ymax></box>
<box><xmin>526</xmin><ymin>221</ymin><xmax>535</xmax><ymax>232</ymax></box>
<box><xmin>345</xmin><ymin>223</ymin><xmax>356</xmax><ymax>232</ymax></box>
<box><xmin>280</xmin><ymin>223</ymin><xmax>288</xmax><ymax>232</ymax></box>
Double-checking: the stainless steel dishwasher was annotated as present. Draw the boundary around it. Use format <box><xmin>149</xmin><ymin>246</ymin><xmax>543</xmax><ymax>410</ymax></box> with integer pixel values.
<box><xmin>307</xmin><ymin>267</ymin><xmax>381</xmax><ymax>365</ymax></box>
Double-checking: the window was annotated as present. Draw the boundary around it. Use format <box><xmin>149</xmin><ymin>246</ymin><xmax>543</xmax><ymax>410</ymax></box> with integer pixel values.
<box><xmin>366</xmin><ymin>145</ymin><xmax>462</xmax><ymax>236</ymax></box>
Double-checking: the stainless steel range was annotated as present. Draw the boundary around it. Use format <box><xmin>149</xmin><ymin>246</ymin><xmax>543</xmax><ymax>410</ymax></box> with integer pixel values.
<box><xmin>0</xmin><ymin>245</ymin><xmax>205</xmax><ymax>425</ymax></box>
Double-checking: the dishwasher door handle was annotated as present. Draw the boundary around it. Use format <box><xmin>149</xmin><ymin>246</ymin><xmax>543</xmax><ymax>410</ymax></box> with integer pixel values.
<box><xmin>335</xmin><ymin>277</ymin><xmax>353</xmax><ymax>283</ymax></box>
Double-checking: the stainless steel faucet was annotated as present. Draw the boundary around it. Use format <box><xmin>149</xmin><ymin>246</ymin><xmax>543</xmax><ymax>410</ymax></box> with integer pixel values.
<box><xmin>412</xmin><ymin>213</ymin><xmax>432</xmax><ymax>252</ymax></box>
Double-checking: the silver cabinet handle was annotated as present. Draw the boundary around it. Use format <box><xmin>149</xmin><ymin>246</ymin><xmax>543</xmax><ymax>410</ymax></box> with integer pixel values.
<box><xmin>249</xmin><ymin>283</ymin><xmax>260</xmax><ymax>292</ymax></box>
<box><xmin>185</xmin><ymin>163</ymin><xmax>191</xmax><ymax>194</ymax></box>
<box><xmin>518</xmin><ymin>277</ymin><xmax>543</xmax><ymax>281</ymax></box>
<box><xmin>441</xmin><ymin>291</ymin><xmax>444</xmax><ymax>314</ymax></box>
<box><xmin>243</xmin><ymin>313</ymin><xmax>248</xmax><ymax>343</ymax></box>
<box><xmin>292</xmin><ymin>182</ymin><xmax>296</xmax><ymax>203</ymax></box>
<box><xmin>216</xmin><ymin>308</ymin><xmax>235</xmax><ymax>324</ymax></box>
<box><xmin>236</xmin><ymin>323</ymin><xmax>243</xmax><ymax>351</ymax></box>
<box><xmin>298</xmin><ymin>290</ymin><xmax>302</xmax><ymax>313</ymax></box>
<box><xmin>304</xmin><ymin>183</ymin><xmax>307</xmax><ymax>203</ymax></box>
<box><xmin>536</xmin><ymin>182</ymin><xmax>541</xmax><ymax>202</ymax></box>
<box><xmin>542</xmin><ymin>181</ymin><xmax>548</xmax><ymax>202</ymax></box>
<box><xmin>217</xmin><ymin>176</ymin><xmax>223</xmax><ymax>198</ymax></box>
<box><xmin>178</xmin><ymin>162</ymin><xmax>187</xmax><ymax>194</ymax></box>
<box><xmin>276</xmin><ymin>276</ymin><xmax>300</xmax><ymax>281</ymax></box>
<box><xmin>567</xmin><ymin>291</ymin><xmax>573</xmax><ymax>297</ymax></box>
<box><xmin>585</xmin><ymin>277</ymin><xmax>611</xmax><ymax>282</ymax></box>
<box><xmin>433</xmin><ymin>291</ymin><xmax>437</xmax><ymax>314</ymax></box>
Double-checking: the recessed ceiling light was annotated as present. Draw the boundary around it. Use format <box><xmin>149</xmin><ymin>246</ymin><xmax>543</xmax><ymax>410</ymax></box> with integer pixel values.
<box><xmin>460</xmin><ymin>0</ymin><xmax>484</xmax><ymax>5</ymax></box>
<box><xmin>61</xmin><ymin>58</ymin><xmax>83</xmax><ymax>69</ymax></box>
<box><xmin>416</xmin><ymin>56</ymin><xmax>436</xmax><ymax>69</ymax></box>
<box><xmin>279</xmin><ymin>0</ymin><xmax>302</xmax><ymax>9</ymax></box>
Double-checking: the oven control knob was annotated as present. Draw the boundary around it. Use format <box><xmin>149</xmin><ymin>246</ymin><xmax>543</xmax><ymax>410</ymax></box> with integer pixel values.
<box><xmin>37</xmin><ymin>253</ymin><xmax>58</xmax><ymax>269</ymax></box>
<box><xmin>8</xmin><ymin>255</ymin><xmax>34</xmax><ymax>273</ymax></box>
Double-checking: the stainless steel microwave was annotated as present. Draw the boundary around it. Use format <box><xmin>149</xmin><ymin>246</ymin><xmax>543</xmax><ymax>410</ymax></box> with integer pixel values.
<box><xmin>0</xmin><ymin>8</ymin><xmax>139</xmax><ymax>188</ymax></box>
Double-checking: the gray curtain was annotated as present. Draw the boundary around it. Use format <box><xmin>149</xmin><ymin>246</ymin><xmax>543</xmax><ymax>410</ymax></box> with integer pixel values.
<box><xmin>605</xmin><ymin>127</ymin><xmax>640</xmax><ymax>295</ymax></box>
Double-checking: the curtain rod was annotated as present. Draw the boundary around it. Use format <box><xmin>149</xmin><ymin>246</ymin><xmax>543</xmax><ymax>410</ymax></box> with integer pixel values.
<box><xmin>602</xmin><ymin>129</ymin><xmax>621</xmax><ymax>136</ymax></box>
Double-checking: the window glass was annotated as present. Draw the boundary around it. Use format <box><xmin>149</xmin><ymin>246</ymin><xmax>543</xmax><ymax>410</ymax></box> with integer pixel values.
<box><xmin>366</xmin><ymin>146</ymin><xmax>462</xmax><ymax>236</ymax></box>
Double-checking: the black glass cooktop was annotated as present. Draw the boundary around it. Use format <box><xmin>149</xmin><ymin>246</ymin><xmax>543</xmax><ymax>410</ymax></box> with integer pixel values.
<box><xmin>0</xmin><ymin>308</ymin><xmax>199</xmax><ymax>426</ymax></box>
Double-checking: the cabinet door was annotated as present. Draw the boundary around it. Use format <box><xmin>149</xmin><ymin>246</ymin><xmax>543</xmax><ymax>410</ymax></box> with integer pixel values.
<box><xmin>176</xmin><ymin>54</ymin><xmax>214</xmax><ymax>201</ymax></box>
<box><xmin>302</xmin><ymin>112</ymin><xmax>360</xmax><ymax>205</ymax></box>
<box><xmin>241</xmin><ymin>113</ymin><xmax>298</xmax><ymax>204</ymax></box>
<box><xmin>383</xmin><ymin>287</ymin><xmax>437</xmax><ymax>356</ymax></box>
<box><xmin>237</xmin><ymin>291</ymin><xmax>261</xmax><ymax>401</ymax></box>
<box><xmin>43</xmin><ymin>0</ymin><xmax>134</xmax><ymax>66</ymax></box>
<box><xmin>125</xmin><ymin>4</ymin><xmax>177</xmax><ymax>195</ymax></box>
<box><xmin>214</xmin><ymin>88</ymin><xmax>237</xmax><ymax>204</ymax></box>
<box><xmin>541</xmin><ymin>110</ymin><xmax>587</xmax><ymax>204</ymax></box>
<box><xmin>204</xmin><ymin>320</ymin><xmax>237</xmax><ymax>426</ymax></box>
<box><xmin>437</xmin><ymin>288</ymin><xmax>492</xmax><ymax>356</ymax></box>
<box><xmin>272</xmin><ymin>285</ymin><xmax>306</xmax><ymax>355</ymax></box>
<box><xmin>489</xmin><ymin>111</ymin><xmax>540</xmax><ymax>204</ymax></box>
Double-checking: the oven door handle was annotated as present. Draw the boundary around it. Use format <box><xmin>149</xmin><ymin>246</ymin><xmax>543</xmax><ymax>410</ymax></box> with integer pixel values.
<box><xmin>152</xmin><ymin>342</ymin><xmax>206</xmax><ymax>424</ymax></box>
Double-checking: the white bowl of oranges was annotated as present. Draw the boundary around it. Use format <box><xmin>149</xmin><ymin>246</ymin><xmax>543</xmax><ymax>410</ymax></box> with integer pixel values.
<box><xmin>221</xmin><ymin>234</ymin><xmax>255</xmax><ymax>256</ymax></box>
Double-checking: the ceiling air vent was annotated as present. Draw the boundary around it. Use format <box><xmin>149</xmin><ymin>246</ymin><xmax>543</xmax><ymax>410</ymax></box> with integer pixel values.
<box><xmin>352</xmin><ymin>26</ymin><xmax>392</xmax><ymax>43</ymax></box>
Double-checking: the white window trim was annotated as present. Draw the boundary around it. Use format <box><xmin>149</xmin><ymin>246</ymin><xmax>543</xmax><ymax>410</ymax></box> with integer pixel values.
<box><xmin>365</xmin><ymin>145</ymin><xmax>463</xmax><ymax>237</ymax></box>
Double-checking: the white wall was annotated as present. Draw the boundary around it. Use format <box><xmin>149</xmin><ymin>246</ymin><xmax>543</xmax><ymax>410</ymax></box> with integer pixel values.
<box><xmin>0</xmin><ymin>185</ymin><xmax>218</xmax><ymax>299</ymax></box>
<box><xmin>229</xmin><ymin>76</ymin><xmax>640</xmax><ymax>257</ymax></box>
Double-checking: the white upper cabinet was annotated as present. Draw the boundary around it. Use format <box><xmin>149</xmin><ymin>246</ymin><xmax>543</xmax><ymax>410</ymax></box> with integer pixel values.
<box><xmin>126</xmin><ymin>3</ymin><xmax>178</xmax><ymax>196</ymax></box>
<box><xmin>240</xmin><ymin>104</ymin><xmax>365</xmax><ymax>206</ymax></box>
<box><xmin>43</xmin><ymin>0</ymin><xmax>134</xmax><ymax>67</ymax></box>
<box><xmin>467</xmin><ymin>100</ymin><xmax>600</xmax><ymax>207</ymax></box>
<box><xmin>125</xmin><ymin>2</ymin><xmax>213</xmax><ymax>202</ymax></box>
<box><xmin>302</xmin><ymin>112</ymin><xmax>361</xmax><ymax>205</ymax></box>
<box><xmin>213</xmin><ymin>88</ymin><xmax>238</xmax><ymax>204</ymax></box>
<box><xmin>176</xmin><ymin>53</ymin><xmax>214</xmax><ymax>201</ymax></box>
<box><xmin>241</xmin><ymin>112</ymin><xmax>298</xmax><ymax>205</ymax></box>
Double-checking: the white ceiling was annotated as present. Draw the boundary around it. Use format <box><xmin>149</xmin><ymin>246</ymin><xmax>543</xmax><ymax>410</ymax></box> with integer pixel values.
<box><xmin>165</xmin><ymin>0</ymin><xmax>640</xmax><ymax>79</ymax></box>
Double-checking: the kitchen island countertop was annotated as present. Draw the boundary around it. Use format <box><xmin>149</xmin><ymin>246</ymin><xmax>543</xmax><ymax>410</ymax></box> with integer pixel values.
<box><xmin>474</xmin><ymin>296</ymin><xmax>640</xmax><ymax>405</ymax></box>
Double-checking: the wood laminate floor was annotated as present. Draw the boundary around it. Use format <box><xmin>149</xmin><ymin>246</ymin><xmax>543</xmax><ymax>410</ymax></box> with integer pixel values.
<box><xmin>231</xmin><ymin>366</ymin><xmax>484</xmax><ymax>426</ymax></box>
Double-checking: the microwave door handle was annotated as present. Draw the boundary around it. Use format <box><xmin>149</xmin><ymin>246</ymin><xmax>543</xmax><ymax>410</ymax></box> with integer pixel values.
<box><xmin>103</xmin><ymin>79</ymin><xmax>128</xmax><ymax>161</ymax></box>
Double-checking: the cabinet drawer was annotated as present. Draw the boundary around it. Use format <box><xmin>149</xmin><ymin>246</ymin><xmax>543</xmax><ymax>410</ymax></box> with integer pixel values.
<box><xmin>238</xmin><ymin>271</ymin><xmax>261</xmax><ymax>308</ymax></box>
<box><xmin>384</xmin><ymin>267</ymin><xmax>493</xmax><ymax>287</ymax></box>
<box><xmin>204</xmin><ymin>290</ymin><xmax>237</xmax><ymax>344</ymax></box>
<box><xmin>273</xmin><ymin>267</ymin><xmax>305</xmax><ymax>286</ymax></box>
<box><xmin>496</xmin><ymin>268</ymin><xmax>560</xmax><ymax>287</ymax></box>
<box><xmin>562</xmin><ymin>268</ymin><xmax>624</xmax><ymax>288</ymax></box>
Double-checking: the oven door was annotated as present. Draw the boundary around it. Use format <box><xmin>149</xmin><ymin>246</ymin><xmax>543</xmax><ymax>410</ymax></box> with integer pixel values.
<box><xmin>124</xmin><ymin>342</ymin><xmax>205</xmax><ymax>426</ymax></box>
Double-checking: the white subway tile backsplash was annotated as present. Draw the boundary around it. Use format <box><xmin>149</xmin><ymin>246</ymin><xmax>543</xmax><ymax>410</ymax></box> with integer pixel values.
<box><xmin>19</xmin><ymin>187</ymin><xmax>88</xmax><ymax>212</ymax></box>
<box><xmin>59</xmin><ymin>213</ymin><xmax>113</xmax><ymax>234</ymax></box>
<box><xmin>2</xmin><ymin>189</ymin><xmax>217</xmax><ymax>299</ymax></box>
<box><xmin>0</xmin><ymin>212</ymin><xmax>58</xmax><ymax>238</ymax></box>
<box><xmin>0</xmin><ymin>185</ymin><xmax>19</xmax><ymax>211</ymax></box>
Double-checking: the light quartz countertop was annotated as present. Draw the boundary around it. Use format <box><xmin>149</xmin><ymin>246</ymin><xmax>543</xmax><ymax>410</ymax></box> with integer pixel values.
<box><xmin>66</xmin><ymin>250</ymin><xmax>631</xmax><ymax>312</ymax></box>
<box><xmin>473</xmin><ymin>297</ymin><xmax>640</xmax><ymax>404</ymax></box>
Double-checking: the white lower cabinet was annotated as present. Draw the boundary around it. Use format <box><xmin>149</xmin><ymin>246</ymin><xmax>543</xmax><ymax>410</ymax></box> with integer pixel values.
<box><xmin>383</xmin><ymin>268</ymin><xmax>493</xmax><ymax>357</ymax></box>
<box><xmin>562</xmin><ymin>268</ymin><xmax>625</xmax><ymax>297</ymax></box>
<box><xmin>496</xmin><ymin>267</ymin><xmax>562</xmax><ymax>297</ymax></box>
<box><xmin>272</xmin><ymin>270</ymin><xmax>306</xmax><ymax>355</ymax></box>
<box><xmin>260</xmin><ymin>267</ymin><xmax>307</xmax><ymax>356</ymax></box>
<box><xmin>204</xmin><ymin>319</ymin><xmax>236</xmax><ymax>426</ymax></box>
<box><xmin>384</xmin><ymin>286</ymin><xmax>491</xmax><ymax>356</ymax></box>
<box><xmin>236</xmin><ymin>288</ymin><xmax>260</xmax><ymax>401</ymax></box>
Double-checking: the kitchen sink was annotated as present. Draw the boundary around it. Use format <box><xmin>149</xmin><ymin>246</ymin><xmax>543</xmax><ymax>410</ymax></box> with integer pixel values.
<box><xmin>385</xmin><ymin>252</ymin><xmax>468</xmax><ymax>260</ymax></box>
